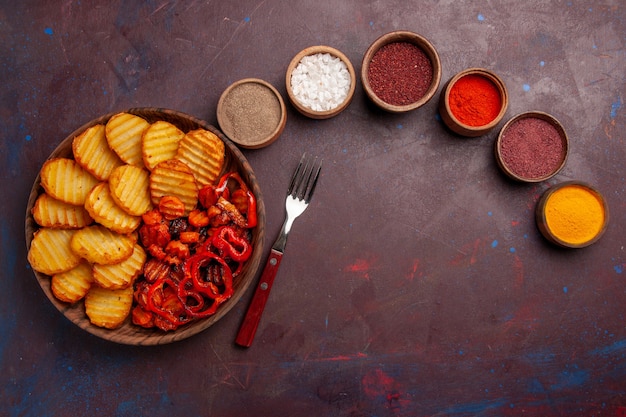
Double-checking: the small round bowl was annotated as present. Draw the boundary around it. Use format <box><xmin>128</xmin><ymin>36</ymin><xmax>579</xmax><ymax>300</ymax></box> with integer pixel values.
<box><xmin>217</xmin><ymin>78</ymin><xmax>287</xmax><ymax>149</ymax></box>
<box><xmin>535</xmin><ymin>181</ymin><xmax>609</xmax><ymax>248</ymax></box>
<box><xmin>285</xmin><ymin>45</ymin><xmax>356</xmax><ymax>119</ymax></box>
<box><xmin>361</xmin><ymin>30</ymin><xmax>441</xmax><ymax>113</ymax></box>
<box><xmin>439</xmin><ymin>68</ymin><xmax>509</xmax><ymax>137</ymax></box>
<box><xmin>495</xmin><ymin>111</ymin><xmax>569</xmax><ymax>183</ymax></box>
<box><xmin>25</xmin><ymin>108</ymin><xmax>266</xmax><ymax>345</ymax></box>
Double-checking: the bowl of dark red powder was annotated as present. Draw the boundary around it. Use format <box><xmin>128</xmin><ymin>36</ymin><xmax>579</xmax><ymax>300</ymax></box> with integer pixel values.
<box><xmin>439</xmin><ymin>68</ymin><xmax>509</xmax><ymax>137</ymax></box>
<box><xmin>361</xmin><ymin>31</ymin><xmax>441</xmax><ymax>113</ymax></box>
<box><xmin>495</xmin><ymin>111</ymin><xmax>569</xmax><ymax>183</ymax></box>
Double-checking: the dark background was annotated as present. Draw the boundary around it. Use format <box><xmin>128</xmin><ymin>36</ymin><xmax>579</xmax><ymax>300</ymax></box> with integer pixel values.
<box><xmin>1</xmin><ymin>1</ymin><xmax>625</xmax><ymax>416</ymax></box>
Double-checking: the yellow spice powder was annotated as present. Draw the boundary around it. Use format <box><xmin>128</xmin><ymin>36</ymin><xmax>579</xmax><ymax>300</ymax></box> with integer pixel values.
<box><xmin>544</xmin><ymin>184</ymin><xmax>605</xmax><ymax>245</ymax></box>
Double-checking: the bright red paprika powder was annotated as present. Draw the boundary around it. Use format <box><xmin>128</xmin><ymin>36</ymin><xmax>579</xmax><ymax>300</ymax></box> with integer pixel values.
<box><xmin>448</xmin><ymin>74</ymin><xmax>502</xmax><ymax>127</ymax></box>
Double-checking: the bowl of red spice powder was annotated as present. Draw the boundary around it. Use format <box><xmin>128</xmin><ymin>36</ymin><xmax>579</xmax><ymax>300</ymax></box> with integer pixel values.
<box><xmin>439</xmin><ymin>68</ymin><xmax>509</xmax><ymax>137</ymax></box>
<box><xmin>361</xmin><ymin>31</ymin><xmax>442</xmax><ymax>113</ymax></box>
<box><xmin>495</xmin><ymin>111</ymin><xmax>569</xmax><ymax>183</ymax></box>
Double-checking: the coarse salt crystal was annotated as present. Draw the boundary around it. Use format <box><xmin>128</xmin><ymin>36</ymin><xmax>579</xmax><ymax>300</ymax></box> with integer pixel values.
<box><xmin>290</xmin><ymin>53</ymin><xmax>351</xmax><ymax>112</ymax></box>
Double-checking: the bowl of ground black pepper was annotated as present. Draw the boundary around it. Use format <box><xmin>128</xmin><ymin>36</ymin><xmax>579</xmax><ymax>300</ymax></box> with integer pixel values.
<box><xmin>439</xmin><ymin>68</ymin><xmax>509</xmax><ymax>137</ymax></box>
<box><xmin>495</xmin><ymin>111</ymin><xmax>569</xmax><ymax>183</ymax></box>
<box><xmin>217</xmin><ymin>78</ymin><xmax>287</xmax><ymax>149</ymax></box>
<box><xmin>286</xmin><ymin>45</ymin><xmax>356</xmax><ymax>119</ymax></box>
<box><xmin>361</xmin><ymin>31</ymin><xmax>441</xmax><ymax>113</ymax></box>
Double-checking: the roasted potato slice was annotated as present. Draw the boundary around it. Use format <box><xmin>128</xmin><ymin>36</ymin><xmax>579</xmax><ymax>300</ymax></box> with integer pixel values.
<box><xmin>149</xmin><ymin>159</ymin><xmax>198</xmax><ymax>215</ymax></box>
<box><xmin>108</xmin><ymin>164</ymin><xmax>153</xmax><ymax>216</ymax></box>
<box><xmin>70</xmin><ymin>225</ymin><xmax>136</xmax><ymax>265</ymax></box>
<box><xmin>40</xmin><ymin>158</ymin><xmax>99</xmax><ymax>205</ymax></box>
<box><xmin>32</xmin><ymin>193</ymin><xmax>93</xmax><ymax>229</ymax></box>
<box><xmin>28</xmin><ymin>228</ymin><xmax>81</xmax><ymax>275</ymax></box>
<box><xmin>84</xmin><ymin>182</ymin><xmax>141</xmax><ymax>234</ymax></box>
<box><xmin>51</xmin><ymin>261</ymin><xmax>93</xmax><ymax>304</ymax></box>
<box><xmin>142</xmin><ymin>120</ymin><xmax>185</xmax><ymax>171</ymax></box>
<box><xmin>85</xmin><ymin>285</ymin><xmax>134</xmax><ymax>329</ymax></box>
<box><xmin>92</xmin><ymin>244</ymin><xmax>146</xmax><ymax>289</ymax></box>
<box><xmin>105</xmin><ymin>112</ymin><xmax>150</xmax><ymax>167</ymax></box>
<box><xmin>175</xmin><ymin>128</ymin><xmax>225</xmax><ymax>187</ymax></box>
<box><xmin>72</xmin><ymin>123</ymin><xmax>124</xmax><ymax>181</ymax></box>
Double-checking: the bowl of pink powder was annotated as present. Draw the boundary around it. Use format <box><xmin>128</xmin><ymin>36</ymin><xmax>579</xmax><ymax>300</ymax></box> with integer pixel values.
<box><xmin>286</xmin><ymin>45</ymin><xmax>356</xmax><ymax>119</ymax></box>
<box><xmin>495</xmin><ymin>111</ymin><xmax>569</xmax><ymax>183</ymax></box>
<box><xmin>361</xmin><ymin>31</ymin><xmax>441</xmax><ymax>113</ymax></box>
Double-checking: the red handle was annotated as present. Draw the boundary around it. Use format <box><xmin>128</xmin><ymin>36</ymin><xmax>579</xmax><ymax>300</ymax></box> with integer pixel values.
<box><xmin>235</xmin><ymin>249</ymin><xmax>283</xmax><ymax>347</ymax></box>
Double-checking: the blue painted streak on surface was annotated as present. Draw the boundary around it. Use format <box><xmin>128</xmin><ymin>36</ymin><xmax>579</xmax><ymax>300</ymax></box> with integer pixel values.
<box><xmin>590</xmin><ymin>339</ymin><xmax>626</xmax><ymax>357</ymax></box>
<box><xmin>441</xmin><ymin>398</ymin><xmax>508</xmax><ymax>415</ymax></box>
<box><xmin>610</xmin><ymin>96</ymin><xmax>622</xmax><ymax>118</ymax></box>
<box><xmin>550</xmin><ymin>366</ymin><xmax>590</xmax><ymax>390</ymax></box>
<box><xmin>5</xmin><ymin>373</ymin><xmax>53</xmax><ymax>417</ymax></box>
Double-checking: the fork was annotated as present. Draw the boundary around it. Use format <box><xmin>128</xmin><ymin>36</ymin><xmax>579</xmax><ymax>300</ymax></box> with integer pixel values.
<box><xmin>235</xmin><ymin>153</ymin><xmax>322</xmax><ymax>347</ymax></box>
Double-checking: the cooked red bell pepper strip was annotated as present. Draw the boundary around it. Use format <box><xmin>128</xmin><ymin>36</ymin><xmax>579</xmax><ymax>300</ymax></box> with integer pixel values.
<box><xmin>176</xmin><ymin>275</ymin><xmax>221</xmax><ymax>318</ymax></box>
<box><xmin>185</xmin><ymin>251</ymin><xmax>234</xmax><ymax>302</ymax></box>
<box><xmin>212</xmin><ymin>226</ymin><xmax>252</xmax><ymax>263</ymax></box>
<box><xmin>198</xmin><ymin>185</ymin><xmax>219</xmax><ymax>209</ymax></box>
<box><xmin>214</xmin><ymin>172</ymin><xmax>257</xmax><ymax>228</ymax></box>
<box><xmin>177</xmin><ymin>276</ymin><xmax>205</xmax><ymax>311</ymax></box>
<box><xmin>145</xmin><ymin>278</ymin><xmax>191</xmax><ymax>328</ymax></box>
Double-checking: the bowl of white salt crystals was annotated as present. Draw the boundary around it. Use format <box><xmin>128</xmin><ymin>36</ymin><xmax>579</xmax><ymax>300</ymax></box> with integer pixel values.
<box><xmin>286</xmin><ymin>45</ymin><xmax>356</xmax><ymax>119</ymax></box>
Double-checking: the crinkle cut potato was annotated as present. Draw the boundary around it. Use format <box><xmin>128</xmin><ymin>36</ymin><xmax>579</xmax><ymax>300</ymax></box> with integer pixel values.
<box><xmin>25</xmin><ymin>108</ymin><xmax>265</xmax><ymax>345</ymax></box>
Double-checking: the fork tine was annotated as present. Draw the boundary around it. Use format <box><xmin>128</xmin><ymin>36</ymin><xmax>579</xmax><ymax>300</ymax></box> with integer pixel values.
<box><xmin>287</xmin><ymin>153</ymin><xmax>322</xmax><ymax>201</ymax></box>
<box><xmin>287</xmin><ymin>153</ymin><xmax>306</xmax><ymax>196</ymax></box>
<box><xmin>304</xmin><ymin>158</ymin><xmax>322</xmax><ymax>203</ymax></box>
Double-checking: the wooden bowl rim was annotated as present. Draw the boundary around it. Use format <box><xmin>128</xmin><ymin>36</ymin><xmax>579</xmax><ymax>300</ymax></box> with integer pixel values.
<box><xmin>535</xmin><ymin>180</ymin><xmax>609</xmax><ymax>248</ymax></box>
<box><xmin>494</xmin><ymin>110</ymin><xmax>569</xmax><ymax>183</ymax></box>
<box><xmin>361</xmin><ymin>30</ymin><xmax>442</xmax><ymax>113</ymax></box>
<box><xmin>439</xmin><ymin>67</ymin><xmax>509</xmax><ymax>136</ymax></box>
<box><xmin>285</xmin><ymin>45</ymin><xmax>356</xmax><ymax>119</ymax></box>
<box><xmin>24</xmin><ymin>107</ymin><xmax>266</xmax><ymax>345</ymax></box>
<box><xmin>217</xmin><ymin>78</ymin><xmax>287</xmax><ymax>148</ymax></box>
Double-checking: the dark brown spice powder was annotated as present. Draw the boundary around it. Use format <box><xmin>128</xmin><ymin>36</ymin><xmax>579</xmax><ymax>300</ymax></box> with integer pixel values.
<box><xmin>499</xmin><ymin>117</ymin><xmax>565</xmax><ymax>179</ymax></box>
<box><xmin>367</xmin><ymin>42</ymin><xmax>433</xmax><ymax>106</ymax></box>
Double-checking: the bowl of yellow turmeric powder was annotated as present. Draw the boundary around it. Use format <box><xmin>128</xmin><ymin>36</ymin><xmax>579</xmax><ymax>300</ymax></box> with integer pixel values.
<box><xmin>535</xmin><ymin>181</ymin><xmax>609</xmax><ymax>248</ymax></box>
<box><xmin>439</xmin><ymin>68</ymin><xmax>509</xmax><ymax>137</ymax></box>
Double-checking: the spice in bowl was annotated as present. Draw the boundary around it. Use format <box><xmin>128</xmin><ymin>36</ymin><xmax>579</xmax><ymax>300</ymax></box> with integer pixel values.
<box><xmin>217</xmin><ymin>78</ymin><xmax>286</xmax><ymax>149</ymax></box>
<box><xmin>439</xmin><ymin>68</ymin><xmax>508</xmax><ymax>137</ymax></box>
<box><xmin>536</xmin><ymin>181</ymin><xmax>609</xmax><ymax>248</ymax></box>
<box><xmin>367</xmin><ymin>42</ymin><xmax>433</xmax><ymax>106</ymax></box>
<box><xmin>495</xmin><ymin>111</ymin><xmax>568</xmax><ymax>182</ymax></box>
<box><xmin>286</xmin><ymin>45</ymin><xmax>356</xmax><ymax>119</ymax></box>
<box><xmin>361</xmin><ymin>31</ymin><xmax>441</xmax><ymax>113</ymax></box>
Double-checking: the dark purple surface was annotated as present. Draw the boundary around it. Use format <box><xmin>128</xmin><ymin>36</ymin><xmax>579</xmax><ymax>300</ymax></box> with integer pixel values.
<box><xmin>2</xmin><ymin>1</ymin><xmax>625</xmax><ymax>416</ymax></box>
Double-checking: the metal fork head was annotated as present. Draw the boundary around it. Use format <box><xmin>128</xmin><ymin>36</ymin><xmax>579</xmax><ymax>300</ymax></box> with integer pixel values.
<box><xmin>287</xmin><ymin>153</ymin><xmax>322</xmax><ymax>203</ymax></box>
